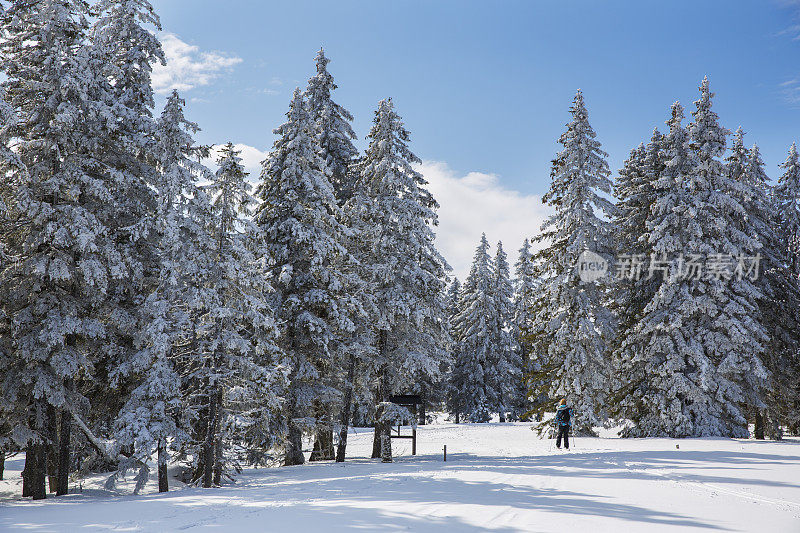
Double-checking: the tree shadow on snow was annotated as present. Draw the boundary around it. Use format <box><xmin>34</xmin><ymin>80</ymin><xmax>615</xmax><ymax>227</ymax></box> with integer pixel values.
<box><xmin>8</xmin><ymin>447</ymin><xmax>793</xmax><ymax>531</ymax></box>
<box><xmin>0</xmin><ymin>455</ymin><xmax>728</xmax><ymax>532</ymax></box>
<box><xmin>454</xmin><ymin>449</ymin><xmax>800</xmax><ymax>491</ymax></box>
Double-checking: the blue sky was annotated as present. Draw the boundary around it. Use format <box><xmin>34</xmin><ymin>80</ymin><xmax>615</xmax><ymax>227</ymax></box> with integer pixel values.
<box><xmin>150</xmin><ymin>0</ymin><xmax>800</xmax><ymax>278</ymax></box>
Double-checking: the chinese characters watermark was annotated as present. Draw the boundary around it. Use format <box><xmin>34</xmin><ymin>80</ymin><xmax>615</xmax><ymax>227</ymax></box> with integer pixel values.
<box><xmin>575</xmin><ymin>252</ymin><xmax>761</xmax><ymax>283</ymax></box>
<box><xmin>614</xmin><ymin>253</ymin><xmax>760</xmax><ymax>282</ymax></box>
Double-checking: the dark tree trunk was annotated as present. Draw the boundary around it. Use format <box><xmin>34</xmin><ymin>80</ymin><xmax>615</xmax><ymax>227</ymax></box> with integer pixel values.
<box><xmin>213</xmin><ymin>431</ymin><xmax>222</xmax><ymax>486</ymax></box>
<box><xmin>157</xmin><ymin>439</ymin><xmax>168</xmax><ymax>493</ymax></box>
<box><xmin>455</xmin><ymin>412</ymin><xmax>460</xmax><ymax>424</ymax></box>
<box><xmin>120</xmin><ymin>443</ymin><xmax>134</xmax><ymax>458</ymax></box>
<box><xmin>372</xmin><ymin>331</ymin><xmax>388</xmax><ymax>459</ymax></box>
<box><xmin>22</xmin><ymin>450</ymin><xmax>31</xmax><ymax>497</ymax></box>
<box><xmin>213</xmin><ymin>388</ymin><xmax>223</xmax><ymax>486</ymax></box>
<box><xmin>754</xmin><ymin>409</ymin><xmax>765</xmax><ymax>440</ymax></box>
<box><xmin>283</xmin><ymin>331</ymin><xmax>305</xmax><ymax>467</ymax></box>
<box><xmin>767</xmin><ymin>411</ymin><xmax>783</xmax><ymax>441</ymax></box>
<box><xmin>25</xmin><ymin>401</ymin><xmax>47</xmax><ymax>500</ymax></box>
<box><xmin>336</xmin><ymin>354</ymin><xmax>356</xmax><ymax>462</ymax></box>
<box><xmin>46</xmin><ymin>405</ymin><xmax>57</xmax><ymax>493</ymax></box>
<box><xmin>309</xmin><ymin>428</ymin><xmax>334</xmax><ymax>461</ymax></box>
<box><xmin>375</xmin><ymin>403</ymin><xmax>392</xmax><ymax>462</ymax></box>
<box><xmin>56</xmin><ymin>409</ymin><xmax>71</xmax><ymax>495</ymax></box>
<box><xmin>284</xmin><ymin>421</ymin><xmax>305</xmax><ymax>466</ymax></box>
<box><xmin>309</xmin><ymin>401</ymin><xmax>334</xmax><ymax>462</ymax></box>
<box><xmin>203</xmin><ymin>385</ymin><xmax>219</xmax><ymax>488</ymax></box>
<box><xmin>30</xmin><ymin>440</ymin><xmax>47</xmax><ymax>500</ymax></box>
<box><xmin>371</xmin><ymin>413</ymin><xmax>382</xmax><ymax>459</ymax></box>
<box><xmin>0</xmin><ymin>451</ymin><xmax>4</xmax><ymax>481</ymax></box>
<box><xmin>192</xmin><ymin>397</ymin><xmax>209</xmax><ymax>483</ymax></box>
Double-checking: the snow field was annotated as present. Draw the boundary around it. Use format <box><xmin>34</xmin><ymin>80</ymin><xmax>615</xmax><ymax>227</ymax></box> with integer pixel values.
<box><xmin>2</xmin><ymin>422</ymin><xmax>799</xmax><ymax>532</ymax></box>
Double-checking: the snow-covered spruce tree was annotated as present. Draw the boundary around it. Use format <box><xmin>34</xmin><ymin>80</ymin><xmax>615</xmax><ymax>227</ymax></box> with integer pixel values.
<box><xmin>112</xmin><ymin>91</ymin><xmax>212</xmax><ymax>493</ymax></box>
<box><xmin>608</xmin><ymin>130</ymin><xmax>665</xmax><ymax>410</ymax></box>
<box><xmin>511</xmin><ymin>239</ymin><xmax>537</xmax><ymax>419</ymax></box>
<box><xmin>0</xmin><ymin>0</ymin><xmax>143</xmax><ymax>498</ymax></box>
<box><xmin>528</xmin><ymin>90</ymin><xmax>615</xmax><ymax>433</ymax></box>
<box><xmin>443</xmin><ymin>277</ymin><xmax>463</xmax><ymax>421</ymax></box>
<box><xmin>614</xmin><ymin>80</ymin><xmax>767</xmax><ymax>438</ymax></box>
<box><xmin>449</xmin><ymin>234</ymin><xmax>498</xmax><ymax>423</ymax></box>
<box><xmin>88</xmin><ymin>0</ymin><xmax>166</xmax><ymax>462</ymax></box>
<box><xmin>182</xmin><ymin>142</ymin><xmax>284</xmax><ymax>486</ymax></box>
<box><xmin>350</xmin><ymin>98</ymin><xmax>449</xmax><ymax>457</ymax></box>
<box><xmin>0</xmin><ymin>89</ymin><xmax>25</xmax><ymax>482</ymax></box>
<box><xmin>732</xmin><ymin>140</ymin><xmax>800</xmax><ymax>438</ymax></box>
<box><xmin>305</xmin><ymin>48</ymin><xmax>358</xmax><ymax>201</ymax></box>
<box><xmin>0</xmin><ymin>88</ymin><xmax>22</xmax><ymax>246</ymax></box>
<box><xmin>491</xmin><ymin>241</ymin><xmax>522</xmax><ymax>422</ymax></box>
<box><xmin>93</xmin><ymin>0</ymin><xmax>164</xmax><ymax>120</ymax></box>
<box><xmin>329</xmin><ymin>223</ymin><xmax>374</xmax><ymax>463</ymax></box>
<box><xmin>254</xmin><ymin>88</ymin><xmax>358</xmax><ymax>466</ymax></box>
<box><xmin>612</xmin><ymin>103</ymin><xmax>692</xmax><ymax>433</ymax></box>
<box><xmin>772</xmin><ymin>143</ymin><xmax>800</xmax><ymax>434</ymax></box>
<box><xmin>445</xmin><ymin>278</ymin><xmax>462</xmax><ymax>336</ymax></box>
<box><xmin>775</xmin><ymin>143</ymin><xmax>800</xmax><ymax>278</ymax></box>
<box><xmin>608</xmin><ymin>144</ymin><xmax>645</xmax><ymax>375</ymax></box>
<box><xmin>676</xmin><ymin>81</ymin><xmax>765</xmax><ymax>433</ymax></box>
<box><xmin>304</xmin><ymin>48</ymin><xmax>368</xmax><ymax>461</ymax></box>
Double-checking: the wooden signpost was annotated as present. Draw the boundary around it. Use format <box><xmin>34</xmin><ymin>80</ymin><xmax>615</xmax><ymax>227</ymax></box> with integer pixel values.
<box><xmin>388</xmin><ymin>394</ymin><xmax>422</xmax><ymax>455</ymax></box>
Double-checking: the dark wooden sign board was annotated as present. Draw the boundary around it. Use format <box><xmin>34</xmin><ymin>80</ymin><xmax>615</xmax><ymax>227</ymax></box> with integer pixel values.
<box><xmin>387</xmin><ymin>394</ymin><xmax>422</xmax><ymax>455</ymax></box>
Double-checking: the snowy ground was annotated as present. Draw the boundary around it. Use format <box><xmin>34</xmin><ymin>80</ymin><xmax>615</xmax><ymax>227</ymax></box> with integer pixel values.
<box><xmin>2</xmin><ymin>423</ymin><xmax>800</xmax><ymax>532</ymax></box>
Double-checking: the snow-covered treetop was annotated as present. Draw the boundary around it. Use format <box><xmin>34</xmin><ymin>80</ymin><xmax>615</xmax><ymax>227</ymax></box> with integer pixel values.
<box><xmin>774</xmin><ymin>142</ymin><xmax>800</xmax><ymax>268</ymax></box>
<box><xmin>207</xmin><ymin>142</ymin><xmax>255</xmax><ymax>239</ymax></box>
<box><xmin>355</xmin><ymin>97</ymin><xmax>448</xmax><ymax>328</ymax></box>
<box><xmin>540</xmin><ymin>90</ymin><xmax>614</xmax><ymax>261</ymax></box>
<box><xmin>255</xmin><ymin>86</ymin><xmax>355</xmax><ymax>346</ymax></box>
<box><xmin>688</xmin><ymin>77</ymin><xmax>761</xmax><ymax>258</ymax></box>
<box><xmin>746</xmin><ymin>144</ymin><xmax>770</xmax><ymax>191</ymax></box>
<box><xmin>688</xmin><ymin>77</ymin><xmax>729</xmax><ymax>185</ymax></box>
<box><xmin>492</xmin><ymin>240</ymin><xmax>514</xmax><ymax>319</ymax></box>
<box><xmin>257</xmin><ymin>86</ymin><xmax>342</xmax><ymax>248</ymax></box>
<box><xmin>446</xmin><ymin>277</ymin><xmax>461</xmax><ymax>314</ymax></box>
<box><xmin>775</xmin><ymin>143</ymin><xmax>800</xmax><ymax>210</ymax></box>
<box><xmin>93</xmin><ymin>0</ymin><xmax>164</xmax><ymax>117</ymax></box>
<box><xmin>305</xmin><ymin>48</ymin><xmax>357</xmax><ymax>195</ymax></box>
<box><xmin>462</xmin><ymin>233</ymin><xmax>492</xmax><ymax>296</ymax></box>
<box><xmin>155</xmin><ymin>90</ymin><xmax>209</xmax><ymax>195</ymax></box>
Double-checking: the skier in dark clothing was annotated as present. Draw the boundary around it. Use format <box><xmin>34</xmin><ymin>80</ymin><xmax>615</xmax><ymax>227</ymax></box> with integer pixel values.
<box><xmin>555</xmin><ymin>398</ymin><xmax>572</xmax><ymax>449</ymax></box>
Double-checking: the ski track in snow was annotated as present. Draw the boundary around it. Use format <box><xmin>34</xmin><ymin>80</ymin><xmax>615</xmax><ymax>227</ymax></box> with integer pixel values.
<box><xmin>1</xmin><ymin>423</ymin><xmax>799</xmax><ymax>532</ymax></box>
<box><xmin>619</xmin><ymin>457</ymin><xmax>800</xmax><ymax>511</ymax></box>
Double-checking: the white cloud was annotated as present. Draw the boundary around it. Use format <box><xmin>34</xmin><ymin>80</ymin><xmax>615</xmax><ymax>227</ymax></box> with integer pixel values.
<box><xmin>152</xmin><ymin>33</ymin><xmax>242</xmax><ymax>95</ymax></box>
<box><xmin>201</xmin><ymin>148</ymin><xmax>551</xmax><ymax>281</ymax></box>
<box><xmin>780</xmin><ymin>78</ymin><xmax>800</xmax><ymax>106</ymax></box>
<box><xmin>418</xmin><ymin>161</ymin><xmax>552</xmax><ymax>281</ymax></box>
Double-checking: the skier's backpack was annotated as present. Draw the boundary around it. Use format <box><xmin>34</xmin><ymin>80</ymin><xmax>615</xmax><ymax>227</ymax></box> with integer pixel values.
<box><xmin>556</xmin><ymin>406</ymin><xmax>571</xmax><ymax>426</ymax></box>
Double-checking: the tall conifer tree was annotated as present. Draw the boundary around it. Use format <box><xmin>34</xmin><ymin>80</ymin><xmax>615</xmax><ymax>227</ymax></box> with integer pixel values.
<box><xmin>254</xmin><ymin>88</ymin><xmax>357</xmax><ymax>466</ymax></box>
<box><xmin>350</xmin><ymin>98</ymin><xmax>448</xmax><ymax>456</ymax></box>
<box><xmin>529</xmin><ymin>90</ymin><xmax>615</xmax><ymax>432</ymax></box>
